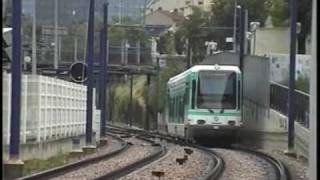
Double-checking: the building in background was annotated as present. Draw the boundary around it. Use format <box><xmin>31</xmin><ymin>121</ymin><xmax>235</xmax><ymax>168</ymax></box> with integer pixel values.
<box><xmin>250</xmin><ymin>16</ymin><xmax>311</xmax><ymax>56</ymax></box>
<box><xmin>145</xmin><ymin>10</ymin><xmax>185</xmax><ymax>33</ymax></box>
<box><xmin>251</xmin><ymin>27</ymin><xmax>292</xmax><ymax>56</ymax></box>
<box><xmin>147</xmin><ymin>0</ymin><xmax>212</xmax><ymax>17</ymax></box>
<box><xmin>269</xmin><ymin>53</ymin><xmax>311</xmax><ymax>86</ymax></box>
<box><xmin>6</xmin><ymin>0</ymin><xmax>150</xmax><ymax>26</ymax></box>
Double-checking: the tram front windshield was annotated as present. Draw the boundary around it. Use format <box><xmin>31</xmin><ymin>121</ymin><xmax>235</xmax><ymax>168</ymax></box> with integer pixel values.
<box><xmin>197</xmin><ymin>71</ymin><xmax>236</xmax><ymax>109</ymax></box>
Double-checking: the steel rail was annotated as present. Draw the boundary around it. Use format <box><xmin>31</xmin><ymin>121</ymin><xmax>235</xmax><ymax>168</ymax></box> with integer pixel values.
<box><xmin>230</xmin><ymin>145</ymin><xmax>291</xmax><ymax>180</ymax></box>
<box><xmin>107</xmin><ymin>124</ymin><xmax>290</xmax><ymax>180</ymax></box>
<box><xmin>90</xmin><ymin>127</ymin><xmax>166</xmax><ymax>180</ymax></box>
<box><xmin>94</xmin><ymin>144</ymin><xmax>166</xmax><ymax>180</ymax></box>
<box><xmin>17</xmin><ymin>133</ymin><xmax>128</xmax><ymax>180</ymax></box>
<box><xmin>106</xmin><ymin>124</ymin><xmax>225</xmax><ymax>180</ymax></box>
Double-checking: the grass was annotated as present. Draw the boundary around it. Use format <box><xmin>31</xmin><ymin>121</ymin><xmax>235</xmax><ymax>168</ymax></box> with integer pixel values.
<box><xmin>23</xmin><ymin>150</ymin><xmax>68</xmax><ymax>175</ymax></box>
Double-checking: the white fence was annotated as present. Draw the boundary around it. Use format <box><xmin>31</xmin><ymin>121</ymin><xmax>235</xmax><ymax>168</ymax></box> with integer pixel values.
<box><xmin>2</xmin><ymin>72</ymin><xmax>99</xmax><ymax>145</ymax></box>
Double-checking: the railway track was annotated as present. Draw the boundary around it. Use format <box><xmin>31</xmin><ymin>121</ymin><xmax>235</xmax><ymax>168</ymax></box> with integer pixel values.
<box><xmin>18</xmin><ymin>133</ymin><xmax>127</xmax><ymax>180</ymax></box>
<box><xmin>226</xmin><ymin>145</ymin><xmax>290</xmax><ymax>180</ymax></box>
<box><xmin>106</xmin><ymin>124</ymin><xmax>225</xmax><ymax>180</ymax></box>
<box><xmin>18</xmin><ymin>124</ymin><xmax>290</xmax><ymax>180</ymax></box>
<box><xmin>107</xmin><ymin>124</ymin><xmax>290</xmax><ymax>180</ymax></box>
<box><xmin>17</xmin><ymin>131</ymin><xmax>163</xmax><ymax>180</ymax></box>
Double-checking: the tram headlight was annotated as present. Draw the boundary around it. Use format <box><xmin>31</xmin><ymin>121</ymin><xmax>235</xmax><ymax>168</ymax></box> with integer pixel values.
<box><xmin>228</xmin><ymin>121</ymin><xmax>236</xmax><ymax>126</ymax></box>
<box><xmin>197</xmin><ymin>120</ymin><xmax>206</xmax><ymax>125</ymax></box>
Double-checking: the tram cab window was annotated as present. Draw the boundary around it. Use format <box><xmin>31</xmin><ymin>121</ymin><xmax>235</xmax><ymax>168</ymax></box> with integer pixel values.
<box><xmin>197</xmin><ymin>71</ymin><xmax>237</xmax><ymax>109</ymax></box>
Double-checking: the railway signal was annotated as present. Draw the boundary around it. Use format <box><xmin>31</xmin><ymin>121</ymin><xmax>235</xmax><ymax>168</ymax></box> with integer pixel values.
<box><xmin>70</xmin><ymin>62</ymin><xmax>87</xmax><ymax>83</ymax></box>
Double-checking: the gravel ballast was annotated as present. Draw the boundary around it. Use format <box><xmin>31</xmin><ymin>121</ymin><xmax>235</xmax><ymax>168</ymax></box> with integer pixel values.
<box><xmin>213</xmin><ymin>148</ymin><xmax>277</xmax><ymax>180</ymax></box>
<box><xmin>120</xmin><ymin>144</ymin><xmax>212</xmax><ymax>180</ymax></box>
<box><xmin>258</xmin><ymin>149</ymin><xmax>309</xmax><ymax>180</ymax></box>
<box><xmin>77</xmin><ymin>136</ymin><xmax>123</xmax><ymax>160</ymax></box>
<box><xmin>49</xmin><ymin>137</ymin><xmax>157</xmax><ymax>180</ymax></box>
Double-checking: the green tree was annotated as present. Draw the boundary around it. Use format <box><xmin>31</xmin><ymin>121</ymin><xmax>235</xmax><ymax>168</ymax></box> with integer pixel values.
<box><xmin>296</xmin><ymin>74</ymin><xmax>309</xmax><ymax>93</ymax></box>
<box><xmin>267</xmin><ymin>0</ymin><xmax>289</xmax><ymax>27</ymax></box>
<box><xmin>174</xmin><ymin>29</ymin><xmax>185</xmax><ymax>55</ymax></box>
<box><xmin>209</xmin><ymin>0</ymin><xmax>270</xmax><ymax>49</ymax></box>
<box><xmin>210</xmin><ymin>0</ymin><xmax>270</xmax><ymax>26</ymax></box>
<box><xmin>149</xmin><ymin>60</ymin><xmax>185</xmax><ymax>114</ymax></box>
<box><xmin>157</xmin><ymin>31</ymin><xmax>175</xmax><ymax>54</ymax></box>
<box><xmin>178</xmin><ymin>6</ymin><xmax>209</xmax><ymax>64</ymax></box>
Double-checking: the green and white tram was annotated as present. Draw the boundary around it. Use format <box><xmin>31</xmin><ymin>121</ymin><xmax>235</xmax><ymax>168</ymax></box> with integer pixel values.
<box><xmin>165</xmin><ymin>64</ymin><xmax>242</xmax><ymax>141</ymax></box>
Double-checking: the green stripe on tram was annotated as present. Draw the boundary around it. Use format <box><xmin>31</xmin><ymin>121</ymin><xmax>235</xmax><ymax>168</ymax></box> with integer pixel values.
<box><xmin>188</xmin><ymin>111</ymin><xmax>240</xmax><ymax>116</ymax></box>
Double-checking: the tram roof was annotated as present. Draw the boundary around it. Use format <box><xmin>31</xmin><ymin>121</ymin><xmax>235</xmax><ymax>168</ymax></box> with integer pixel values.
<box><xmin>199</xmin><ymin>51</ymin><xmax>240</xmax><ymax>66</ymax></box>
<box><xmin>168</xmin><ymin>65</ymin><xmax>240</xmax><ymax>84</ymax></box>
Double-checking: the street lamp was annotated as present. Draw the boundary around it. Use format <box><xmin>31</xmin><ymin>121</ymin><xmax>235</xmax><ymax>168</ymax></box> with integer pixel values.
<box><xmin>250</xmin><ymin>21</ymin><xmax>260</xmax><ymax>55</ymax></box>
<box><xmin>24</xmin><ymin>56</ymin><xmax>31</xmax><ymax>71</ymax></box>
<box><xmin>233</xmin><ymin>2</ymin><xmax>241</xmax><ymax>51</ymax></box>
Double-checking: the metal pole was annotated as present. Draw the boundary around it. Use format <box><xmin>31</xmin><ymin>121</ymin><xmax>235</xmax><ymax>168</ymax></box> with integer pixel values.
<box><xmin>145</xmin><ymin>75</ymin><xmax>150</xmax><ymax>130</ymax></box>
<box><xmin>142</xmin><ymin>0</ymin><xmax>147</xmax><ymax>24</ymax></box>
<box><xmin>119</xmin><ymin>0</ymin><xmax>122</xmax><ymax>24</ymax></box>
<box><xmin>239</xmin><ymin>8</ymin><xmax>245</xmax><ymax>71</ymax></box>
<box><xmin>31</xmin><ymin>0</ymin><xmax>37</xmax><ymax>74</ymax></box>
<box><xmin>3</xmin><ymin>0</ymin><xmax>7</xmax><ymax>22</ymax></box>
<box><xmin>58</xmin><ymin>35</ymin><xmax>61</xmax><ymax>62</ymax></box>
<box><xmin>287</xmin><ymin>0</ymin><xmax>297</xmax><ymax>151</ymax></box>
<box><xmin>74</xmin><ymin>36</ymin><xmax>78</xmax><ymax>62</ymax></box>
<box><xmin>155</xmin><ymin>57</ymin><xmax>160</xmax><ymax>130</ymax></box>
<box><xmin>253</xmin><ymin>30</ymin><xmax>256</xmax><ymax>55</ymax></box>
<box><xmin>98</xmin><ymin>32</ymin><xmax>103</xmax><ymax>110</ymax></box>
<box><xmin>136</xmin><ymin>41</ymin><xmax>140</xmax><ymax>64</ymax></box>
<box><xmin>54</xmin><ymin>0</ymin><xmax>58</xmax><ymax>69</ymax></box>
<box><xmin>99</xmin><ymin>31</ymin><xmax>104</xmax><ymax>130</ymax></box>
<box><xmin>309</xmin><ymin>0</ymin><xmax>317</xmax><ymax>178</ymax></box>
<box><xmin>239</xmin><ymin>9</ymin><xmax>245</xmax><ymax>125</ymax></box>
<box><xmin>9</xmin><ymin>0</ymin><xmax>22</xmax><ymax>160</ymax></box>
<box><xmin>85</xmin><ymin>0</ymin><xmax>95</xmax><ymax>145</ymax></box>
<box><xmin>244</xmin><ymin>9</ymin><xmax>248</xmax><ymax>54</ymax></box>
<box><xmin>233</xmin><ymin>0</ymin><xmax>237</xmax><ymax>51</ymax></box>
<box><xmin>129</xmin><ymin>74</ymin><xmax>133</xmax><ymax>127</ymax></box>
<box><xmin>125</xmin><ymin>39</ymin><xmax>128</xmax><ymax>64</ymax></box>
<box><xmin>106</xmin><ymin>40</ymin><xmax>109</xmax><ymax>120</ymax></box>
<box><xmin>100</xmin><ymin>2</ymin><xmax>109</xmax><ymax>137</ymax></box>
<box><xmin>121</xmin><ymin>40</ymin><xmax>125</xmax><ymax>65</ymax></box>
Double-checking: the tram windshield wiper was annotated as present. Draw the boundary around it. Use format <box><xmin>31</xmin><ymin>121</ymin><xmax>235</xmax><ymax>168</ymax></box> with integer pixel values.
<box><xmin>208</xmin><ymin>109</ymin><xmax>214</xmax><ymax>113</ymax></box>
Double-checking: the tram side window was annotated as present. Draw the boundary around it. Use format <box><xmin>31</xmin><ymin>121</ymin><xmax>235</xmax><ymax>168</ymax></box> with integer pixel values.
<box><xmin>176</xmin><ymin>96</ymin><xmax>180</xmax><ymax>123</ymax></box>
<box><xmin>170</xmin><ymin>99</ymin><xmax>174</xmax><ymax>122</ymax></box>
<box><xmin>172</xmin><ymin>98</ymin><xmax>175</xmax><ymax>122</ymax></box>
<box><xmin>238</xmin><ymin>80</ymin><xmax>240</xmax><ymax>110</ymax></box>
<box><xmin>173</xmin><ymin>97</ymin><xmax>176</xmax><ymax>123</ymax></box>
<box><xmin>178</xmin><ymin>96</ymin><xmax>182</xmax><ymax>123</ymax></box>
<box><xmin>178</xmin><ymin>96</ymin><xmax>181</xmax><ymax>123</ymax></box>
<box><xmin>184</xmin><ymin>85</ymin><xmax>189</xmax><ymax>109</ymax></box>
<box><xmin>191</xmin><ymin>80</ymin><xmax>196</xmax><ymax>109</ymax></box>
<box><xmin>180</xmin><ymin>96</ymin><xmax>184</xmax><ymax>123</ymax></box>
<box><xmin>175</xmin><ymin>97</ymin><xmax>178</xmax><ymax>123</ymax></box>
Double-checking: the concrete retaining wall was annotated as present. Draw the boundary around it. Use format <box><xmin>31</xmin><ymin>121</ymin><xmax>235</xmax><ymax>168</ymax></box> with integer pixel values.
<box><xmin>241</xmin><ymin>99</ymin><xmax>309</xmax><ymax>159</ymax></box>
<box><xmin>2</xmin><ymin>134</ymin><xmax>102</xmax><ymax>161</ymax></box>
<box><xmin>295</xmin><ymin>121</ymin><xmax>309</xmax><ymax>158</ymax></box>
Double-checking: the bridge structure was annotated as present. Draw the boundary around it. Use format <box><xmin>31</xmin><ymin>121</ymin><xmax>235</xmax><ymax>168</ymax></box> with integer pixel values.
<box><xmin>2</xmin><ymin>0</ymin><xmax>317</xmax><ymax>180</ymax></box>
